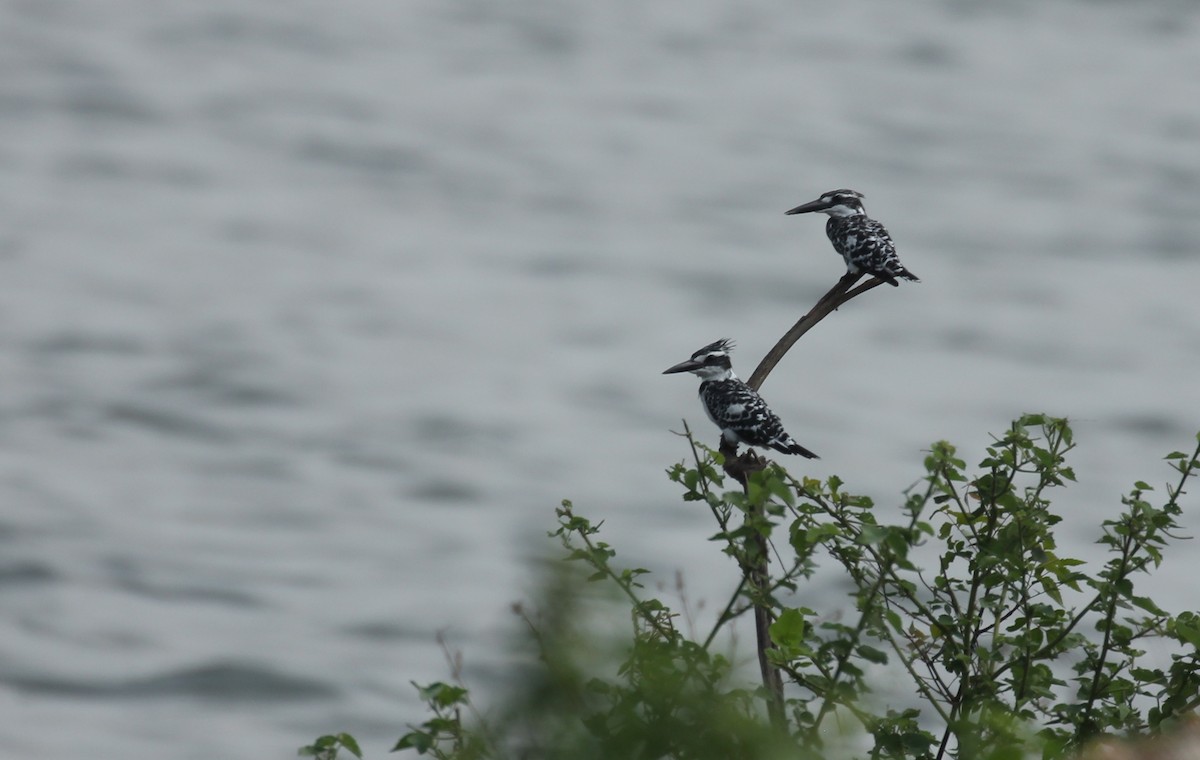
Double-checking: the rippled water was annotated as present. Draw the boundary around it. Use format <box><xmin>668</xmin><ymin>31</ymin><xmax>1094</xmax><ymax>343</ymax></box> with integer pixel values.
<box><xmin>1</xmin><ymin>1</ymin><xmax>1199</xmax><ymax>757</ymax></box>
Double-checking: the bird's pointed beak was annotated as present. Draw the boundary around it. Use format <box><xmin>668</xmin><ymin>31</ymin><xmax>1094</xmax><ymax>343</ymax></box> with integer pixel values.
<box><xmin>662</xmin><ymin>358</ymin><xmax>701</xmax><ymax>375</ymax></box>
<box><xmin>785</xmin><ymin>198</ymin><xmax>829</xmax><ymax>215</ymax></box>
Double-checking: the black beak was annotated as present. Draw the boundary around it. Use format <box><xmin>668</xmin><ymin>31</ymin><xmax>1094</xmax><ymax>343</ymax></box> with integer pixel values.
<box><xmin>785</xmin><ymin>198</ymin><xmax>830</xmax><ymax>215</ymax></box>
<box><xmin>662</xmin><ymin>358</ymin><xmax>701</xmax><ymax>375</ymax></box>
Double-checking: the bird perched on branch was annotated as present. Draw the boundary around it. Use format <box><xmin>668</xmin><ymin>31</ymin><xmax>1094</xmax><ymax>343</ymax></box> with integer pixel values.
<box><xmin>786</xmin><ymin>189</ymin><xmax>918</xmax><ymax>286</ymax></box>
<box><xmin>663</xmin><ymin>339</ymin><xmax>818</xmax><ymax>458</ymax></box>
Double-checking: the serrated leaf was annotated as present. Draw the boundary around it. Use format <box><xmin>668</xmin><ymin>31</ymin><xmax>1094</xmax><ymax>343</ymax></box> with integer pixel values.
<box><xmin>1132</xmin><ymin>595</ymin><xmax>1165</xmax><ymax>615</ymax></box>
<box><xmin>1130</xmin><ymin>667</ymin><xmax>1164</xmax><ymax>683</ymax></box>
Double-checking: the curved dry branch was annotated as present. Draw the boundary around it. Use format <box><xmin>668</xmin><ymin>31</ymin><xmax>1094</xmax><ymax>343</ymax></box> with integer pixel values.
<box><xmin>746</xmin><ymin>273</ymin><xmax>886</xmax><ymax>392</ymax></box>
<box><xmin>716</xmin><ymin>268</ymin><xmax>896</xmax><ymax>731</ymax></box>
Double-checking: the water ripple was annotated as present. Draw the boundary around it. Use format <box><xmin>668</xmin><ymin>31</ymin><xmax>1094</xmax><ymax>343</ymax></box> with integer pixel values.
<box><xmin>2</xmin><ymin>661</ymin><xmax>336</xmax><ymax>702</ymax></box>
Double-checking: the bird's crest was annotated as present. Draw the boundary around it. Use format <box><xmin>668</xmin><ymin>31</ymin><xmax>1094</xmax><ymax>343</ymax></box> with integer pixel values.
<box><xmin>692</xmin><ymin>338</ymin><xmax>734</xmax><ymax>360</ymax></box>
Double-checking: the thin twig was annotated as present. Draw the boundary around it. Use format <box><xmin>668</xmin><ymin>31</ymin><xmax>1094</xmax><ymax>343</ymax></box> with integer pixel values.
<box><xmin>703</xmin><ymin>576</ymin><xmax>749</xmax><ymax>651</ymax></box>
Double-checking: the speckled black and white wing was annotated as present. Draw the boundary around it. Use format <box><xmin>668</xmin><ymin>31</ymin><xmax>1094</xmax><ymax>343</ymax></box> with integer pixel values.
<box><xmin>827</xmin><ymin>216</ymin><xmax>919</xmax><ymax>287</ymax></box>
<box><xmin>699</xmin><ymin>379</ymin><xmax>818</xmax><ymax>458</ymax></box>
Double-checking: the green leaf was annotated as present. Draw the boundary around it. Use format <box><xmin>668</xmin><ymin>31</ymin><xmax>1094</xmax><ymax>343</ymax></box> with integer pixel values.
<box><xmin>767</xmin><ymin>474</ymin><xmax>796</xmax><ymax>507</ymax></box>
<box><xmin>769</xmin><ymin>608</ymin><xmax>808</xmax><ymax>649</ymax></box>
<box><xmin>299</xmin><ymin>735</ymin><xmax>343</xmax><ymax>758</ymax></box>
<box><xmin>393</xmin><ymin>731</ymin><xmax>433</xmax><ymax>753</ymax></box>
<box><xmin>415</xmin><ymin>681</ymin><xmax>468</xmax><ymax>708</ymax></box>
<box><xmin>1172</xmin><ymin>613</ymin><xmax>1200</xmax><ymax>647</ymax></box>
<box><xmin>335</xmin><ymin>734</ymin><xmax>362</xmax><ymax>759</ymax></box>
<box><xmin>857</xmin><ymin>644</ymin><xmax>889</xmax><ymax>664</ymax></box>
<box><xmin>1130</xmin><ymin>667</ymin><xmax>1165</xmax><ymax>684</ymax></box>
<box><xmin>1132</xmin><ymin>595</ymin><xmax>1165</xmax><ymax>615</ymax></box>
<box><xmin>858</xmin><ymin>524</ymin><xmax>888</xmax><ymax>547</ymax></box>
<box><xmin>1040</xmin><ymin>576</ymin><xmax>1063</xmax><ymax>605</ymax></box>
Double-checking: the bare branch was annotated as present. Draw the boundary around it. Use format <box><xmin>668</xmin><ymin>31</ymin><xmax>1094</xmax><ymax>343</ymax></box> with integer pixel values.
<box><xmin>746</xmin><ymin>273</ymin><xmax>887</xmax><ymax>392</ymax></box>
<box><xmin>709</xmin><ymin>267</ymin><xmax>898</xmax><ymax>732</ymax></box>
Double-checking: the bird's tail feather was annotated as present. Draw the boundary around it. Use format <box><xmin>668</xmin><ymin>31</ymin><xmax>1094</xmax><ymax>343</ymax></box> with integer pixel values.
<box><xmin>773</xmin><ymin>439</ymin><xmax>819</xmax><ymax>459</ymax></box>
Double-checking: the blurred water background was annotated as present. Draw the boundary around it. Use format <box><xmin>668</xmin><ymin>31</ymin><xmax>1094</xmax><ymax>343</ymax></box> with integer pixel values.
<box><xmin>1</xmin><ymin>0</ymin><xmax>1199</xmax><ymax>757</ymax></box>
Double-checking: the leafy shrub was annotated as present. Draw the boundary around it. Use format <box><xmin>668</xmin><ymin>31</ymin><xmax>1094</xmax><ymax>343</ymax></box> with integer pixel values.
<box><xmin>303</xmin><ymin>416</ymin><xmax>1200</xmax><ymax>760</ymax></box>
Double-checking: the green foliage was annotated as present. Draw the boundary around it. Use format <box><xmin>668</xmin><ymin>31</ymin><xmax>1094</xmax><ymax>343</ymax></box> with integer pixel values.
<box><xmin>392</xmin><ymin>682</ymin><xmax>484</xmax><ymax>760</ymax></box>
<box><xmin>302</xmin><ymin>417</ymin><xmax>1200</xmax><ymax>759</ymax></box>
<box><xmin>299</xmin><ymin>733</ymin><xmax>362</xmax><ymax>760</ymax></box>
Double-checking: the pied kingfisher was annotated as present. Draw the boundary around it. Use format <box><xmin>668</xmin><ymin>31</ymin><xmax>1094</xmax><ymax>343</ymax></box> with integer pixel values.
<box><xmin>786</xmin><ymin>189</ymin><xmax>918</xmax><ymax>286</ymax></box>
<box><xmin>663</xmin><ymin>339</ymin><xmax>818</xmax><ymax>458</ymax></box>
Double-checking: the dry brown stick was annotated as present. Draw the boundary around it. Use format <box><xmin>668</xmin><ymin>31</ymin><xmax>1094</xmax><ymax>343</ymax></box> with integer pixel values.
<box><xmin>724</xmin><ymin>269</ymin><xmax>889</xmax><ymax>730</ymax></box>
<box><xmin>715</xmin><ymin>440</ymin><xmax>783</xmax><ymax>727</ymax></box>
<box><xmin>746</xmin><ymin>273</ymin><xmax>885</xmax><ymax>392</ymax></box>
<box><xmin>751</xmin><ymin>534</ymin><xmax>786</xmax><ymax>729</ymax></box>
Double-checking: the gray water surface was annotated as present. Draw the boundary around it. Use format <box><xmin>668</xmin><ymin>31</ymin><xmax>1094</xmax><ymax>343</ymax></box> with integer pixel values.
<box><xmin>1</xmin><ymin>2</ymin><xmax>1199</xmax><ymax>757</ymax></box>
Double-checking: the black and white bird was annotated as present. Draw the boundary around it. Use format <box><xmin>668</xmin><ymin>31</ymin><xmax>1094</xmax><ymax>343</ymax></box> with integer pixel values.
<box><xmin>663</xmin><ymin>339</ymin><xmax>818</xmax><ymax>458</ymax></box>
<box><xmin>785</xmin><ymin>189</ymin><xmax>918</xmax><ymax>286</ymax></box>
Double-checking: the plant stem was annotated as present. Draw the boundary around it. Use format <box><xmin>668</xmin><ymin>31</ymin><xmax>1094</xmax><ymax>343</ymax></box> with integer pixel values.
<box><xmin>565</xmin><ymin>516</ymin><xmax>677</xmax><ymax>642</ymax></box>
<box><xmin>712</xmin><ymin>271</ymin><xmax>893</xmax><ymax>733</ymax></box>
<box><xmin>810</xmin><ymin>564</ymin><xmax>890</xmax><ymax>736</ymax></box>
<box><xmin>1079</xmin><ymin>527</ymin><xmax>1136</xmax><ymax>739</ymax></box>
<box><xmin>703</xmin><ymin>576</ymin><xmax>749</xmax><ymax>651</ymax></box>
<box><xmin>753</xmin><ymin>559</ymin><xmax>786</xmax><ymax>730</ymax></box>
